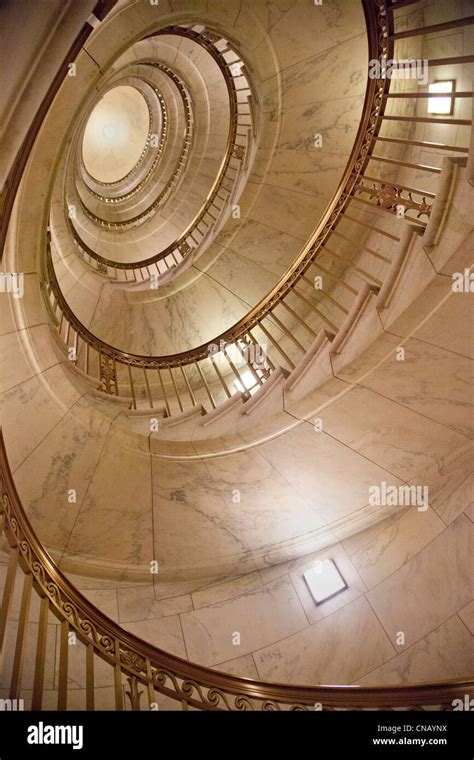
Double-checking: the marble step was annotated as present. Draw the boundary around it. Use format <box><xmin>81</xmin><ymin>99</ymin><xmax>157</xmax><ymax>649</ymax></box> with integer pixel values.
<box><xmin>284</xmin><ymin>330</ymin><xmax>335</xmax><ymax>401</ymax></box>
<box><xmin>188</xmin><ymin>392</ymin><xmax>246</xmax><ymax>440</ymax></box>
<box><xmin>423</xmin><ymin>157</ymin><xmax>472</xmax><ymax>275</ymax></box>
<box><xmin>240</xmin><ymin>366</ymin><xmax>290</xmax><ymax>419</ymax></box>
<box><xmin>6</xmin><ymin>277</ymin><xmax>472</xmax><ymax>583</ymax></box>
<box><xmin>150</xmin><ymin>402</ymin><xmax>207</xmax><ymax>439</ymax></box>
<box><xmin>99</xmin><ymin>282</ymin><xmax>386</xmax><ymax>441</ymax></box>
<box><xmin>329</xmin><ymin>282</ymin><xmax>383</xmax><ymax>376</ymax></box>
<box><xmin>59</xmin><ymin>159</ymin><xmax>472</xmax><ymax>438</ymax></box>
<box><xmin>376</xmin><ymin>225</ymin><xmax>439</xmax><ymax>331</ymax></box>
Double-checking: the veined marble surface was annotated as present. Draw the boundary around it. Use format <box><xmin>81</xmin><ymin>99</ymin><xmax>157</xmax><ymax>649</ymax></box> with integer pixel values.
<box><xmin>47</xmin><ymin>0</ymin><xmax>367</xmax><ymax>358</ymax></box>
<box><xmin>1</xmin><ymin>0</ymin><xmax>473</xmax><ymax>706</ymax></box>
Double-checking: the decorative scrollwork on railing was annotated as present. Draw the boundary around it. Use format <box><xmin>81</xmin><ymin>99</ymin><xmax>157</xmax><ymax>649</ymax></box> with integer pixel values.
<box><xmin>65</xmin><ymin>23</ymin><xmax>250</xmax><ymax>260</ymax></box>
<box><xmin>2</xmin><ymin>430</ymin><xmax>471</xmax><ymax>711</ymax></box>
<box><xmin>78</xmin><ymin>66</ymin><xmax>191</xmax><ymax>227</ymax></box>
<box><xmin>99</xmin><ymin>353</ymin><xmax>117</xmax><ymax>394</ymax></box>
<box><xmin>125</xmin><ymin>676</ymin><xmax>144</xmax><ymax>711</ymax></box>
<box><xmin>41</xmin><ymin>0</ymin><xmax>454</xmax><ymax>419</ymax></box>
<box><xmin>231</xmin><ymin>144</ymin><xmax>245</xmax><ymax>161</ymax></box>
<box><xmin>361</xmin><ymin>182</ymin><xmax>433</xmax><ymax>219</ymax></box>
<box><xmin>83</xmin><ymin>88</ymin><xmax>169</xmax><ymax>206</ymax></box>
<box><xmin>81</xmin><ymin>88</ymin><xmax>155</xmax><ymax>190</ymax></box>
<box><xmin>47</xmin><ymin>0</ymin><xmax>391</xmax><ymax>361</ymax></box>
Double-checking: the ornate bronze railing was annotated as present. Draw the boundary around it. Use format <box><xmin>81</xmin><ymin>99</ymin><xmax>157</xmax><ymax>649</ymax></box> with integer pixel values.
<box><xmin>1</xmin><ymin>430</ymin><xmax>471</xmax><ymax>711</ymax></box>
<box><xmin>78</xmin><ymin>85</ymin><xmax>169</xmax><ymax>205</ymax></box>
<box><xmin>80</xmin><ymin>86</ymin><xmax>155</xmax><ymax>190</ymax></box>
<box><xmin>85</xmin><ymin>89</ymin><xmax>168</xmax><ymax>205</ymax></box>
<box><xmin>0</xmin><ymin>0</ymin><xmax>120</xmax><ymax>261</ymax></box>
<box><xmin>41</xmin><ymin>0</ymin><xmax>472</xmax><ymax>414</ymax></box>
<box><xmin>64</xmin><ymin>24</ymin><xmax>253</xmax><ymax>277</ymax></box>
<box><xmin>76</xmin><ymin>65</ymin><xmax>190</xmax><ymax>222</ymax></box>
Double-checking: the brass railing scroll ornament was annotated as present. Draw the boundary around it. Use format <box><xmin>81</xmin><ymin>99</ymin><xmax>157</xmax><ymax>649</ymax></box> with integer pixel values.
<box><xmin>99</xmin><ymin>354</ymin><xmax>117</xmax><ymax>394</ymax></box>
<box><xmin>0</xmin><ymin>428</ymin><xmax>472</xmax><ymax>711</ymax></box>
<box><xmin>366</xmin><ymin>182</ymin><xmax>433</xmax><ymax>219</ymax></box>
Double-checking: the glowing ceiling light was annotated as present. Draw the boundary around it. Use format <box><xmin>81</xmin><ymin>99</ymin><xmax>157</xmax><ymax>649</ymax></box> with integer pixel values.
<box><xmin>103</xmin><ymin>124</ymin><xmax>116</xmax><ymax>139</ymax></box>
<box><xmin>428</xmin><ymin>80</ymin><xmax>454</xmax><ymax>115</ymax></box>
<box><xmin>303</xmin><ymin>559</ymin><xmax>348</xmax><ymax>605</ymax></box>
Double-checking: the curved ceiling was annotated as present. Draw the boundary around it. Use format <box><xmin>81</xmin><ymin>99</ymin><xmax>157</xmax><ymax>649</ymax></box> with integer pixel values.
<box><xmin>82</xmin><ymin>85</ymin><xmax>150</xmax><ymax>184</ymax></box>
<box><xmin>0</xmin><ymin>0</ymin><xmax>472</xmax><ymax>704</ymax></box>
<box><xmin>51</xmin><ymin>14</ymin><xmax>368</xmax><ymax>357</ymax></box>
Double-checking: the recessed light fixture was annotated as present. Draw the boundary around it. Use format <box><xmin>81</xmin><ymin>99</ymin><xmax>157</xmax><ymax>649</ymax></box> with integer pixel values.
<box><xmin>303</xmin><ymin>559</ymin><xmax>348</xmax><ymax>605</ymax></box>
<box><xmin>428</xmin><ymin>80</ymin><xmax>455</xmax><ymax>116</ymax></box>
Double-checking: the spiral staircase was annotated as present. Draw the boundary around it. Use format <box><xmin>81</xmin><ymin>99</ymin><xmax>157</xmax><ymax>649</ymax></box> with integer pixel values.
<box><xmin>0</xmin><ymin>0</ymin><xmax>473</xmax><ymax>711</ymax></box>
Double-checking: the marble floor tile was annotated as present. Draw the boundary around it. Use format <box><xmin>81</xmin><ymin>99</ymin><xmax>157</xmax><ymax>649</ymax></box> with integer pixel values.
<box><xmin>152</xmin><ymin>443</ymin><xmax>332</xmax><ymax>577</ymax></box>
<box><xmin>259</xmin><ymin>423</ymin><xmax>405</xmax><ymax>523</ymax></box>
<box><xmin>358</xmin><ymin>616</ymin><xmax>474</xmax><ymax>686</ymax></box>
<box><xmin>343</xmin><ymin>507</ymin><xmax>445</xmax><ymax>589</ymax></box>
<box><xmin>13</xmin><ymin>398</ymin><xmax>117</xmax><ymax>552</ymax></box>
<box><xmin>180</xmin><ymin>576</ymin><xmax>308</xmax><ymax>666</ymax></box>
<box><xmin>417</xmin><ymin>440</ymin><xmax>473</xmax><ymax>516</ymax></box>
<box><xmin>366</xmin><ymin>516</ymin><xmax>473</xmax><ymax>647</ymax></box>
<box><xmin>1</xmin><ymin>364</ymin><xmax>83</xmax><ymax>473</ymax></box>
<box><xmin>254</xmin><ymin>596</ymin><xmax>395</xmax><ymax>686</ymax></box>
<box><xmin>151</xmin><ymin>458</ymin><xmax>250</xmax><ymax>577</ymax></box>
<box><xmin>412</xmin><ymin>292</ymin><xmax>474</xmax><ymax>360</ymax></box>
<box><xmin>67</xmin><ymin>572</ymin><xmax>153</xmax><ymax>591</ymax></box>
<box><xmin>465</xmin><ymin>503</ymin><xmax>474</xmax><ymax>523</ymax></box>
<box><xmin>122</xmin><ymin>616</ymin><xmax>186</xmax><ymax>659</ymax></box>
<box><xmin>361</xmin><ymin>338</ymin><xmax>473</xmax><ymax>439</ymax></box>
<box><xmin>269</xmin><ymin>0</ymin><xmax>365</xmax><ymax>70</ymax></box>
<box><xmin>81</xmin><ymin>589</ymin><xmax>119</xmax><ymax>622</ymax></box>
<box><xmin>201</xmin><ymin>446</ymin><xmax>327</xmax><ymax>551</ymax></box>
<box><xmin>0</xmin><ymin>273</ymin><xmax>46</xmax><ymax>337</ymax></box>
<box><xmin>458</xmin><ymin>601</ymin><xmax>474</xmax><ymax>635</ymax></box>
<box><xmin>152</xmin><ymin>576</ymin><xmax>217</xmax><ymax>601</ymax></box>
<box><xmin>66</xmin><ymin>425</ymin><xmax>153</xmax><ymax>566</ymax></box>
<box><xmin>258</xmin><ymin>547</ymin><xmax>332</xmax><ymax>586</ymax></box>
<box><xmin>117</xmin><ymin>585</ymin><xmax>193</xmax><ymax>623</ymax></box>
<box><xmin>191</xmin><ymin>572</ymin><xmax>263</xmax><ymax>609</ymax></box>
<box><xmin>433</xmin><ymin>472</ymin><xmax>474</xmax><ymax>525</ymax></box>
<box><xmin>321</xmin><ymin>386</ymin><xmax>468</xmax><ymax>483</ymax></box>
<box><xmin>278</xmin><ymin>32</ymin><xmax>367</xmax><ymax>111</ymax></box>
<box><xmin>0</xmin><ymin>325</ymin><xmax>60</xmax><ymax>394</ymax></box>
<box><xmin>212</xmin><ymin>654</ymin><xmax>259</xmax><ymax>680</ymax></box>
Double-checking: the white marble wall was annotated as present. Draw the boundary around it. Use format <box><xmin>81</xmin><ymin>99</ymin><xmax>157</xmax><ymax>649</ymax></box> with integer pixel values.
<box><xmin>1</xmin><ymin>498</ymin><xmax>472</xmax><ymax>708</ymax></box>
<box><xmin>0</xmin><ymin>0</ymin><xmax>96</xmax><ymax>188</ymax></box>
<box><xmin>48</xmin><ymin>0</ymin><xmax>368</xmax><ymax>358</ymax></box>
<box><xmin>3</xmin><ymin>180</ymin><xmax>473</xmax><ymax>583</ymax></box>
<box><xmin>68</xmin><ymin>35</ymin><xmax>231</xmax><ymax>258</ymax></box>
<box><xmin>1</xmin><ymin>0</ymin><xmax>473</xmax><ymax>708</ymax></box>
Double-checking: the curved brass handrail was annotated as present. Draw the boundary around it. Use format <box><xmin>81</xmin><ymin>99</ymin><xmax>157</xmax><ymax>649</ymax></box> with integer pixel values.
<box><xmin>0</xmin><ymin>1</ymin><xmax>120</xmax><ymax>262</ymax></box>
<box><xmin>41</xmin><ymin>0</ymin><xmax>460</xmax><ymax>417</ymax></box>
<box><xmin>44</xmin><ymin>0</ymin><xmax>389</xmax><ymax>370</ymax></box>
<box><xmin>82</xmin><ymin>86</ymin><xmax>168</xmax><ymax>205</ymax></box>
<box><xmin>1</xmin><ymin>429</ymin><xmax>471</xmax><ymax>711</ymax></box>
<box><xmin>77</xmin><ymin>64</ymin><xmax>191</xmax><ymax>221</ymax></box>
<box><xmin>80</xmin><ymin>85</ymin><xmax>155</xmax><ymax>190</ymax></box>
<box><xmin>65</xmin><ymin>24</ymin><xmax>249</xmax><ymax>259</ymax></box>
